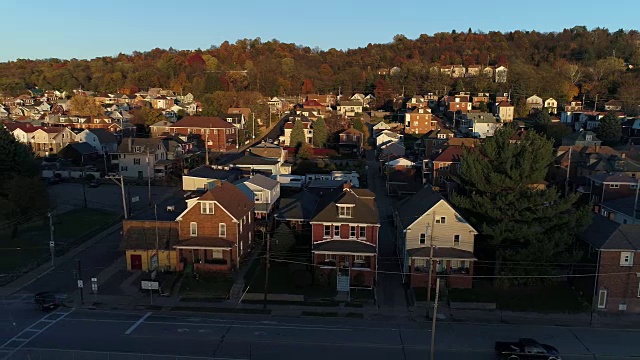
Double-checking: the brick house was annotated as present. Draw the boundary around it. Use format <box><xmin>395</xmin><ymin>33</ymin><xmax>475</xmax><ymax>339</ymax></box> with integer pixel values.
<box><xmin>169</xmin><ymin>116</ymin><xmax>237</xmax><ymax>151</ymax></box>
<box><xmin>425</xmin><ymin>145</ymin><xmax>464</xmax><ymax>186</ymax></box>
<box><xmin>586</xmin><ymin>173</ymin><xmax>639</xmax><ymax>204</ymax></box>
<box><xmin>338</xmin><ymin>127</ymin><xmax>364</xmax><ymax>154</ymax></box>
<box><xmin>445</xmin><ymin>95</ymin><xmax>472</xmax><ymax>114</ymax></box>
<box><xmin>394</xmin><ymin>186</ymin><xmax>478</xmax><ymax>289</ymax></box>
<box><xmin>175</xmin><ymin>182</ymin><xmax>254</xmax><ymax>273</ymax></box>
<box><xmin>422</xmin><ymin>128</ymin><xmax>454</xmax><ymax>157</ymax></box>
<box><xmin>580</xmin><ymin>214</ymin><xmax>640</xmax><ymax>313</ymax></box>
<box><xmin>310</xmin><ymin>184</ymin><xmax>380</xmax><ymax>288</ymax></box>
<box><xmin>404</xmin><ymin>108</ymin><xmax>437</xmax><ymax>135</ymax></box>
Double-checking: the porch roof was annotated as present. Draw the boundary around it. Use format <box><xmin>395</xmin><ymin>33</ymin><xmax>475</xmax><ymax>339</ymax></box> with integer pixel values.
<box><xmin>312</xmin><ymin>240</ymin><xmax>376</xmax><ymax>254</ymax></box>
<box><xmin>407</xmin><ymin>247</ymin><xmax>476</xmax><ymax>260</ymax></box>
<box><xmin>174</xmin><ymin>237</ymin><xmax>235</xmax><ymax>249</ymax></box>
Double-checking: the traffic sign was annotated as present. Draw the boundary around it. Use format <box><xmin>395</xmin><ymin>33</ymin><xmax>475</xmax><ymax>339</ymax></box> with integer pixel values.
<box><xmin>150</xmin><ymin>254</ymin><xmax>158</xmax><ymax>271</ymax></box>
<box><xmin>77</xmin><ymin>280</ymin><xmax>84</xmax><ymax>288</ymax></box>
<box><xmin>49</xmin><ymin>241</ymin><xmax>55</xmax><ymax>248</ymax></box>
<box><xmin>132</xmin><ymin>196</ymin><xmax>140</xmax><ymax>203</ymax></box>
<box><xmin>141</xmin><ymin>281</ymin><xmax>159</xmax><ymax>290</ymax></box>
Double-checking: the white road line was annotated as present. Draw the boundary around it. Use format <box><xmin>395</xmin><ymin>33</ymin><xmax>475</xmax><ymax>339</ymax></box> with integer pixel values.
<box><xmin>124</xmin><ymin>311</ymin><xmax>152</xmax><ymax>335</ymax></box>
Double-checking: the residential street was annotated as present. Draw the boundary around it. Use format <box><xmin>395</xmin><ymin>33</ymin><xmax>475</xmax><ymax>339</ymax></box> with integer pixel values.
<box><xmin>1</xmin><ymin>306</ymin><xmax>639</xmax><ymax>360</ymax></box>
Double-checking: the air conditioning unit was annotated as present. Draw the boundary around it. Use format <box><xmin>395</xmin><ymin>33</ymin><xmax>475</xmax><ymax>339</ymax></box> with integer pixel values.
<box><xmin>166</xmin><ymin>205</ymin><xmax>175</xmax><ymax>212</ymax></box>
<box><xmin>619</xmin><ymin>303</ymin><xmax>627</xmax><ymax>311</ymax></box>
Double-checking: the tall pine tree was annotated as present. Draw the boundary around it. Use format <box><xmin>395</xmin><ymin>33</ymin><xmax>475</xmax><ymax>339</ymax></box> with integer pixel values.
<box><xmin>312</xmin><ymin>118</ymin><xmax>328</xmax><ymax>148</ymax></box>
<box><xmin>450</xmin><ymin>127</ymin><xmax>590</xmax><ymax>284</ymax></box>
<box><xmin>289</xmin><ymin>119</ymin><xmax>305</xmax><ymax>147</ymax></box>
<box><xmin>596</xmin><ymin>112</ymin><xmax>622</xmax><ymax>146</ymax></box>
<box><xmin>0</xmin><ymin>125</ymin><xmax>50</xmax><ymax>238</ymax></box>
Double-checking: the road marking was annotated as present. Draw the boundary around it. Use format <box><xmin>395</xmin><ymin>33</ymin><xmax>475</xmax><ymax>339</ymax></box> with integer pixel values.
<box><xmin>124</xmin><ymin>311</ymin><xmax>152</xmax><ymax>335</ymax></box>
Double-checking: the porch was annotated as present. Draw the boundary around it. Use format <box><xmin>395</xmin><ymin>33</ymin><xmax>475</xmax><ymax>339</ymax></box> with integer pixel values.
<box><xmin>407</xmin><ymin>247</ymin><xmax>475</xmax><ymax>289</ymax></box>
<box><xmin>313</xmin><ymin>252</ymin><xmax>376</xmax><ymax>288</ymax></box>
<box><xmin>174</xmin><ymin>237</ymin><xmax>236</xmax><ymax>273</ymax></box>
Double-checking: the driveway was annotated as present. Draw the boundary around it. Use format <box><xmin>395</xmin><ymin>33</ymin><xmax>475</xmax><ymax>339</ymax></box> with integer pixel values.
<box><xmin>366</xmin><ymin>150</ymin><xmax>407</xmax><ymax>315</ymax></box>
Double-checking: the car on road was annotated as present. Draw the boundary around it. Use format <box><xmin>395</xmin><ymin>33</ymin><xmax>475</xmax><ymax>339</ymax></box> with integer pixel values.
<box><xmin>88</xmin><ymin>180</ymin><xmax>101</xmax><ymax>188</ymax></box>
<box><xmin>33</xmin><ymin>292</ymin><xmax>60</xmax><ymax>311</ymax></box>
<box><xmin>495</xmin><ymin>338</ymin><xmax>561</xmax><ymax>360</ymax></box>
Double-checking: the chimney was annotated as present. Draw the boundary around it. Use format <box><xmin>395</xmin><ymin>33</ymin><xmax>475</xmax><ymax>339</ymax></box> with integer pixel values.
<box><xmin>128</xmin><ymin>136</ymin><xmax>133</xmax><ymax>151</ymax></box>
<box><xmin>343</xmin><ymin>181</ymin><xmax>352</xmax><ymax>191</ymax></box>
<box><xmin>621</xmin><ymin>153</ymin><xmax>626</xmax><ymax>159</ymax></box>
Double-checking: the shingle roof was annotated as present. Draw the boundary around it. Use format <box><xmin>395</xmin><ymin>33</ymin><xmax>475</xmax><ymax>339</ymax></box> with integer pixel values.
<box><xmin>563</xmin><ymin>130</ymin><xmax>600</xmax><ymax>143</ymax></box>
<box><xmin>407</xmin><ymin>247</ymin><xmax>476</xmax><ymax>259</ymax></box>
<box><xmin>87</xmin><ymin>128</ymin><xmax>117</xmax><ymax>144</ymax></box>
<box><xmin>580</xmin><ymin>214</ymin><xmax>640</xmax><ymax>250</ymax></box>
<box><xmin>186</xmin><ymin>166</ymin><xmax>241</xmax><ymax>181</ymax></box>
<box><xmin>222</xmin><ymin>153</ymin><xmax>280</xmax><ymax>166</ymax></box>
<box><xmin>197</xmin><ymin>182</ymin><xmax>253</xmax><ymax>220</ymax></box>
<box><xmin>244</xmin><ymin>174</ymin><xmax>279</xmax><ymax>190</ymax></box>
<box><xmin>311</xmin><ymin>189</ymin><xmax>379</xmax><ymax>225</ymax></box>
<box><xmin>249</xmin><ymin>143</ymin><xmax>283</xmax><ymax>159</ymax></box>
<box><xmin>588</xmin><ymin>173</ymin><xmax>637</xmax><ymax>184</ymax></box>
<box><xmin>116</xmin><ymin>137</ymin><xmax>164</xmax><ymax>153</ymax></box>
<box><xmin>171</xmin><ymin>116</ymin><xmax>234</xmax><ymax>129</ymax></box>
<box><xmin>600</xmin><ymin>196</ymin><xmax>640</xmax><ymax>220</ymax></box>
<box><xmin>63</xmin><ymin>142</ymin><xmax>99</xmax><ymax>155</ymax></box>
<box><xmin>276</xmin><ymin>191</ymin><xmax>321</xmax><ymax>221</ymax></box>
<box><xmin>120</xmin><ymin>225</ymin><xmax>179</xmax><ymax>250</ymax></box>
<box><xmin>395</xmin><ymin>186</ymin><xmax>444</xmax><ymax>229</ymax></box>
<box><xmin>312</xmin><ymin>240</ymin><xmax>376</xmax><ymax>254</ymax></box>
<box><xmin>433</xmin><ymin>145</ymin><xmax>464</xmax><ymax>163</ymax></box>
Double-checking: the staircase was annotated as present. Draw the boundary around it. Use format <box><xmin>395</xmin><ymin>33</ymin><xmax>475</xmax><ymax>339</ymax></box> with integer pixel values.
<box><xmin>229</xmin><ymin>281</ymin><xmax>245</xmax><ymax>303</ymax></box>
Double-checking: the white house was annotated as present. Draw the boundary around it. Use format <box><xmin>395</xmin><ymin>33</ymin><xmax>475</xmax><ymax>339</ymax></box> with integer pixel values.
<box><xmin>526</xmin><ymin>95</ymin><xmax>543</xmax><ymax>111</ymax></box>
<box><xmin>462</xmin><ymin>113</ymin><xmax>502</xmax><ymax>138</ymax></box>
<box><xmin>337</xmin><ymin>100</ymin><xmax>363</xmax><ymax>116</ymax></box>
<box><xmin>234</xmin><ymin>174</ymin><xmax>280</xmax><ymax>219</ymax></box>
<box><xmin>376</xmin><ymin>130</ymin><xmax>404</xmax><ymax>148</ymax></box>
<box><xmin>495</xmin><ymin>66</ymin><xmax>508</xmax><ymax>83</ymax></box>
<box><xmin>113</xmin><ymin>138</ymin><xmax>169</xmax><ymax>179</ymax></box>
<box><xmin>544</xmin><ymin>98</ymin><xmax>558</xmax><ymax>114</ymax></box>
<box><xmin>76</xmin><ymin>128</ymin><xmax>118</xmax><ymax>154</ymax></box>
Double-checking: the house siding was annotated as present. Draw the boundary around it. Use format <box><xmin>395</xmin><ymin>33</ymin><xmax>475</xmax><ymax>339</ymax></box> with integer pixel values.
<box><xmin>596</xmin><ymin>250</ymin><xmax>640</xmax><ymax>313</ymax></box>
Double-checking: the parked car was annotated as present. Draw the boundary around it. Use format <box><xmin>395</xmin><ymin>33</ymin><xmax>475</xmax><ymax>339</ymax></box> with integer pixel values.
<box><xmin>46</xmin><ymin>177</ymin><xmax>61</xmax><ymax>185</ymax></box>
<box><xmin>495</xmin><ymin>338</ymin><xmax>561</xmax><ymax>360</ymax></box>
<box><xmin>33</xmin><ymin>292</ymin><xmax>60</xmax><ymax>311</ymax></box>
<box><xmin>88</xmin><ymin>180</ymin><xmax>100</xmax><ymax>188</ymax></box>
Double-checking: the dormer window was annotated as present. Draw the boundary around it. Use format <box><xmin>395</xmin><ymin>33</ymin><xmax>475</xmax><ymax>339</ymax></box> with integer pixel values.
<box><xmin>585</xmin><ymin>135</ymin><xmax>592</xmax><ymax>141</ymax></box>
<box><xmin>133</xmin><ymin>146</ymin><xmax>142</xmax><ymax>152</ymax></box>
<box><xmin>201</xmin><ymin>201</ymin><xmax>214</xmax><ymax>214</ymax></box>
<box><xmin>338</xmin><ymin>205</ymin><xmax>353</xmax><ymax>218</ymax></box>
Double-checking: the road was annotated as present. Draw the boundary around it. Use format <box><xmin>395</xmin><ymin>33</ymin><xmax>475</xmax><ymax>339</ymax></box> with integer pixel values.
<box><xmin>0</xmin><ymin>306</ymin><xmax>638</xmax><ymax>360</ymax></box>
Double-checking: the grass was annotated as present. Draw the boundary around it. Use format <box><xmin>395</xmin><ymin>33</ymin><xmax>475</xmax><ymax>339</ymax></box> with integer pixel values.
<box><xmin>180</xmin><ymin>274</ymin><xmax>234</xmax><ymax>299</ymax></box>
<box><xmin>0</xmin><ymin>208</ymin><xmax>119</xmax><ymax>274</ymax></box>
<box><xmin>448</xmin><ymin>282</ymin><xmax>590</xmax><ymax>313</ymax></box>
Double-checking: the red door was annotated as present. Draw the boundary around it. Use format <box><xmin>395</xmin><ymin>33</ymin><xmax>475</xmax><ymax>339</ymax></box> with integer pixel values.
<box><xmin>130</xmin><ymin>254</ymin><xmax>143</xmax><ymax>270</ymax></box>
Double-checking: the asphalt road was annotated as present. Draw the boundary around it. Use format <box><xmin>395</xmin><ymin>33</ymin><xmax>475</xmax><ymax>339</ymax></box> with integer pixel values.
<box><xmin>1</xmin><ymin>307</ymin><xmax>639</xmax><ymax>360</ymax></box>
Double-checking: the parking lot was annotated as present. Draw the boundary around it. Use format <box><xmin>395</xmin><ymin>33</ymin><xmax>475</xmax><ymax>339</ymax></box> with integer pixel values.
<box><xmin>47</xmin><ymin>182</ymin><xmax>176</xmax><ymax>215</ymax></box>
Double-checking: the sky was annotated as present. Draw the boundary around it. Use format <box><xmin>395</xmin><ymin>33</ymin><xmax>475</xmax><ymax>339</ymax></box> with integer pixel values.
<box><xmin>2</xmin><ymin>0</ymin><xmax>639</xmax><ymax>62</ymax></box>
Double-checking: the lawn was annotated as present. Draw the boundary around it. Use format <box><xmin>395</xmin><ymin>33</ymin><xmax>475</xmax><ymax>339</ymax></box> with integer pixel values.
<box><xmin>180</xmin><ymin>274</ymin><xmax>234</xmax><ymax>299</ymax></box>
<box><xmin>246</xmin><ymin>258</ymin><xmax>335</xmax><ymax>299</ymax></box>
<box><xmin>0</xmin><ymin>208</ymin><xmax>119</xmax><ymax>274</ymax></box>
<box><xmin>448</xmin><ymin>281</ymin><xmax>590</xmax><ymax>313</ymax></box>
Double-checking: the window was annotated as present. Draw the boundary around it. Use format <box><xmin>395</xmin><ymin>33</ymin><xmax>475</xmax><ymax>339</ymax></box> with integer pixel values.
<box><xmin>338</xmin><ymin>206</ymin><xmax>352</xmax><ymax>218</ymax></box>
<box><xmin>435</xmin><ymin>216</ymin><xmax>446</xmax><ymax>224</ymax></box>
<box><xmin>200</xmin><ymin>202</ymin><xmax>214</xmax><ymax>214</ymax></box>
<box><xmin>189</xmin><ymin>222</ymin><xmax>197</xmax><ymax>237</ymax></box>
<box><xmin>350</xmin><ymin>226</ymin><xmax>356</xmax><ymax>238</ymax></box>
<box><xmin>326</xmin><ymin>254</ymin><xmax>336</xmax><ymax>262</ymax></box>
<box><xmin>354</xmin><ymin>255</ymin><xmax>365</xmax><ymax>263</ymax></box>
<box><xmin>414</xmin><ymin>258</ymin><xmax>428</xmax><ymax>271</ymax></box>
<box><xmin>120</xmin><ymin>166</ymin><xmax>128</xmax><ymax>171</ymax></box>
<box><xmin>324</xmin><ymin>225</ymin><xmax>331</xmax><ymax>237</ymax></box>
<box><xmin>334</xmin><ymin>225</ymin><xmax>340</xmax><ymax>237</ymax></box>
<box><xmin>450</xmin><ymin>260</ymin><xmax>460</xmax><ymax>268</ymax></box>
<box><xmin>219</xmin><ymin>223</ymin><xmax>227</xmax><ymax>237</ymax></box>
<box><xmin>597</xmin><ymin>289</ymin><xmax>607</xmax><ymax>309</ymax></box>
<box><xmin>211</xmin><ymin>249</ymin><xmax>223</xmax><ymax>259</ymax></box>
<box><xmin>610</xmin><ymin>184</ymin><xmax>619</xmax><ymax>189</ymax></box>
<box><xmin>359</xmin><ymin>227</ymin><xmax>366</xmax><ymax>238</ymax></box>
<box><xmin>254</xmin><ymin>192</ymin><xmax>263</xmax><ymax>202</ymax></box>
<box><xmin>620</xmin><ymin>252</ymin><xmax>634</xmax><ymax>266</ymax></box>
<box><xmin>419</xmin><ymin>233</ymin><xmax>426</xmax><ymax>245</ymax></box>
<box><xmin>632</xmin><ymin>183</ymin><xmax>638</xmax><ymax>189</ymax></box>
<box><xmin>453</xmin><ymin>235</ymin><xmax>460</xmax><ymax>247</ymax></box>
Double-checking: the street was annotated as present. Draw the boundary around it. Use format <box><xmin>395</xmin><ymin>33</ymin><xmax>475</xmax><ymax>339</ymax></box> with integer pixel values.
<box><xmin>1</xmin><ymin>305</ymin><xmax>639</xmax><ymax>360</ymax></box>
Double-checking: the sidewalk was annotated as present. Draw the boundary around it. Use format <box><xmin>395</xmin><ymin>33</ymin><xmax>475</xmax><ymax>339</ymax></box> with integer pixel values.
<box><xmin>0</xmin><ymin>222</ymin><xmax>122</xmax><ymax>297</ymax></box>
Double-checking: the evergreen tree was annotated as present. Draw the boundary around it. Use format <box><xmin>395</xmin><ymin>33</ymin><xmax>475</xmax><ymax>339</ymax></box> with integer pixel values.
<box><xmin>0</xmin><ymin>125</ymin><xmax>49</xmax><ymax>238</ymax></box>
<box><xmin>272</xmin><ymin>223</ymin><xmax>296</xmax><ymax>256</ymax></box>
<box><xmin>312</xmin><ymin>117</ymin><xmax>328</xmax><ymax>148</ymax></box>
<box><xmin>353</xmin><ymin>117</ymin><xmax>364</xmax><ymax>132</ymax></box>
<box><xmin>297</xmin><ymin>143</ymin><xmax>314</xmax><ymax>160</ymax></box>
<box><xmin>450</xmin><ymin>127</ymin><xmax>590</xmax><ymax>284</ymax></box>
<box><xmin>289</xmin><ymin>119</ymin><xmax>305</xmax><ymax>147</ymax></box>
<box><xmin>596</xmin><ymin>112</ymin><xmax>622</xmax><ymax>146</ymax></box>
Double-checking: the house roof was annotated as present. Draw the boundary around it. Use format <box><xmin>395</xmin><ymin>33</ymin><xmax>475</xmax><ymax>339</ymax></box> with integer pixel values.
<box><xmin>171</xmin><ymin>116</ymin><xmax>234</xmax><ymax>129</ymax></box>
<box><xmin>312</xmin><ymin>240</ymin><xmax>376</xmax><ymax>254</ymax></box>
<box><xmin>311</xmin><ymin>188</ymin><xmax>379</xmax><ymax>225</ymax></box>
<box><xmin>407</xmin><ymin>247</ymin><xmax>476</xmax><ymax>260</ymax></box>
<box><xmin>303</xmin><ymin>99</ymin><xmax>324</xmax><ymax>107</ymax></box>
<box><xmin>197</xmin><ymin>181</ymin><xmax>253</xmax><ymax>220</ymax></box>
<box><xmin>580</xmin><ymin>214</ymin><xmax>640</xmax><ymax>250</ymax></box>
<box><xmin>600</xmin><ymin>196</ymin><xmax>640</xmax><ymax>220</ymax></box>
<box><xmin>339</xmin><ymin>100</ymin><xmax>362</xmax><ymax>107</ymax></box>
<box><xmin>467</xmin><ymin>112</ymin><xmax>497</xmax><ymax>123</ymax></box>
<box><xmin>588</xmin><ymin>173</ymin><xmax>638</xmax><ymax>184</ymax></box>
<box><xmin>563</xmin><ymin>130</ymin><xmax>601</xmax><ymax>143</ymax></box>
<box><xmin>186</xmin><ymin>166</ymin><xmax>242</xmax><ymax>181</ymax></box>
<box><xmin>510</xmin><ymin>129</ymin><xmax>527</xmax><ymax>141</ymax></box>
<box><xmin>249</xmin><ymin>143</ymin><xmax>283</xmax><ymax>159</ymax></box>
<box><xmin>120</xmin><ymin>225</ymin><xmax>179</xmax><ymax>250</ymax></box>
<box><xmin>433</xmin><ymin>145</ymin><xmax>465</xmax><ymax>163</ymax></box>
<box><xmin>87</xmin><ymin>128</ymin><xmax>117</xmax><ymax>144</ymax></box>
<box><xmin>394</xmin><ymin>186</ymin><xmax>445</xmax><ymax>227</ymax></box>
<box><xmin>227</xmin><ymin>107</ymin><xmax>251</xmax><ymax>119</ymax></box>
<box><xmin>445</xmin><ymin>138</ymin><xmax>477</xmax><ymax>147</ymax></box>
<box><xmin>340</xmin><ymin>127</ymin><xmax>363</xmax><ymax>136</ymax></box>
<box><xmin>242</xmin><ymin>174</ymin><xmax>279</xmax><ymax>190</ymax></box>
<box><xmin>276</xmin><ymin>191</ymin><xmax>321</xmax><ymax>221</ymax></box>
<box><xmin>62</xmin><ymin>142</ymin><xmax>99</xmax><ymax>155</ymax></box>
<box><xmin>116</xmin><ymin>137</ymin><xmax>164</xmax><ymax>153</ymax></box>
<box><xmin>3</xmin><ymin>122</ymin><xmax>35</xmax><ymax>132</ymax></box>
<box><xmin>174</xmin><ymin>237</ymin><xmax>236</xmax><ymax>249</ymax></box>
<box><xmin>497</xmin><ymin>100</ymin><xmax>513</xmax><ymax>107</ymax></box>
<box><xmin>223</xmin><ymin>113</ymin><xmax>244</xmax><ymax>125</ymax></box>
<box><xmin>222</xmin><ymin>153</ymin><xmax>280</xmax><ymax>166</ymax></box>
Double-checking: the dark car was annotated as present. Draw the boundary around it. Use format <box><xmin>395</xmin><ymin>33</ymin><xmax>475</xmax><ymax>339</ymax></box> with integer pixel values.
<box><xmin>88</xmin><ymin>180</ymin><xmax>100</xmax><ymax>188</ymax></box>
<box><xmin>33</xmin><ymin>292</ymin><xmax>60</xmax><ymax>311</ymax></box>
<box><xmin>495</xmin><ymin>338</ymin><xmax>561</xmax><ymax>360</ymax></box>
<box><xmin>46</xmin><ymin>177</ymin><xmax>61</xmax><ymax>185</ymax></box>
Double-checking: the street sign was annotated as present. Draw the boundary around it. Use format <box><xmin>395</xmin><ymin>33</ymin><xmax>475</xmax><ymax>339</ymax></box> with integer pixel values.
<box><xmin>132</xmin><ymin>196</ymin><xmax>140</xmax><ymax>203</ymax></box>
<box><xmin>141</xmin><ymin>281</ymin><xmax>159</xmax><ymax>290</ymax></box>
<box><xmin>150</xmin><ymin>254</ymin><xmax>158</xmax><ymax>271</ymax></box>
<box><xmin>77</xmin><ymin>280</ymin><xmax>84</xmax><ymax>288</ymax></box>
<box><xmin>151</xmin><ymin>270</ymin><xmax>157</xmax><ymax>280</ymax></box>
<box><xmin>49</xmin><ymin>241</ymin><xmax>54</xmax><ymax>248</ymax></box>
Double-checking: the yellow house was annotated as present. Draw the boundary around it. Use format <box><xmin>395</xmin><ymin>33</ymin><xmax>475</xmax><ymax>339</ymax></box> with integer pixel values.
<box><xmin>120</xmin><ymin>220</ymin><xmax>179</xmax><ymax>271</ymax></box>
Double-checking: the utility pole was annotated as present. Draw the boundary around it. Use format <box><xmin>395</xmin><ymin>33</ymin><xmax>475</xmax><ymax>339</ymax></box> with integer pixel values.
<box><xmin>565</xmin><ymin>147</ymin><xmax>572</xmax><ymax>197</ymax></box>
<box><xmin>252</xmin><ymin>113</ymin><xmax>256</xmax><ymax>139</ymax></box>
<box><xmin>430</xmin><ymin>277</ymin><xmax>441</xmax><ymax>360</ymax></box>
<box><xmin>594</xmin><ymin>94</ymin><xmax>598</xmax><ymax>112</ymax></box>
<box><xmin>205</xmin><ymin>130</ymin><xmax>210</xmax><ymax>166</ymax></box>
<box><xmin>146</xmin><ymin>150</ymin><xmax>151</xmax><ymax>206</ymax></box>
<box><xmin>81</xmin><ymin>157</ymin><xmax>87</xmax><ymax>208</ymax></box>
<box><xmin>76</xmin><ymin>259</ymin><xmax>84</xmax><ymax>305</ymax></box>
<box><xmin>426</xmin><ymin>212</ymin><xmax>436</xmax><ymax>318</ymax></box>
<box><xmin>48</xmin><ymin>212</ymin><xmax>54</xmax><ymax>266</ymax></box>
<box><xmin>633</xmin><ymin>178</ymin><xmax>640</xmax><ymax>223</ymax></box>
<box><xmin>106</xmin><ymin>175</ymin><xmax>128</xmax><ymax>219</ymax></box>
<box><xmin>263</xmin><ymin>234</ymin><xmax>271</xmax><ymax>309</ymax></box>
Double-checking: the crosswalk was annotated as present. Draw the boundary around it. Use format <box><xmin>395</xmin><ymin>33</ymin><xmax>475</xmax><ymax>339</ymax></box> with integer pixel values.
<box><xmin>0</xmin><ymin>307</ymin><xmax>74</xmax><ymax>359</ymax></box>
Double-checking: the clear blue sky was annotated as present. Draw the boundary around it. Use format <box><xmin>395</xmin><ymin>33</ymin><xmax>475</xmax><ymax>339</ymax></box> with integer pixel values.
<box><xmin>2</xmin><ymin>0</ymin><xmax>639</xmax><ymax>62</ymax></box>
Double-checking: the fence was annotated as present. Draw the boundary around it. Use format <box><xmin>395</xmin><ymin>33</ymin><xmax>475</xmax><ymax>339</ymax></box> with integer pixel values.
<box><xmin>5</xmin><ymin>349</ymin><xmax>227</xmax><ymax>360</ymax></box>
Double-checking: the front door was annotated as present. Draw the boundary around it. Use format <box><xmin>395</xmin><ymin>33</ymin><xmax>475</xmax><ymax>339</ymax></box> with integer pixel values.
<box><xmin>130</xmin><ymin>254</ymin><xmax>143</xmax><ymax>270</ymax></box>
<box><xmin>137</xmin><ymin>171</ymin><xmax>143</xmax><ymax>179</ymax></box>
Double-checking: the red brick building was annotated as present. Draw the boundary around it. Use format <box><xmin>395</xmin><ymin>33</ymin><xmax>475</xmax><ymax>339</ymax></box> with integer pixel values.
<box><xmin>404</xmin><ymin>108</ymin><xmax>436</xmax><ymax>134</ymax></box>
<box><xmin>170</xmin><ymin>116</ymin><xmax>237</xmax><ymax>151</ymax></box>
<box><xmin>175</xmin><ymin>182</ymin><xmax>254</xmax><ymax>273</ymax></box>
<box><xmin>310</xmin><ymin>184</ymin><xmax>380</xmax><ymax>288</ymax></box>
<box><xmin>581</xmin><ymin>214</ymin><xmax>640</xmax><ymax>313</ymax></box>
